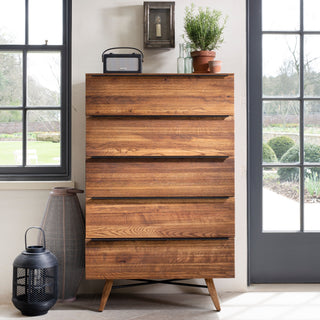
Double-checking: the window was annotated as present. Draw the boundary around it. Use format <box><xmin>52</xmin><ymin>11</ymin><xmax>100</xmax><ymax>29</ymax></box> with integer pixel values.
<box><xmin>261</xmin><ymin>0</ymin><xmax>320</xmax><ymax>232</ymax></box>
<box><xmin>0</xmin><ymin>0</ymin><xmax>71</xmax><ymax>180</ymax></box>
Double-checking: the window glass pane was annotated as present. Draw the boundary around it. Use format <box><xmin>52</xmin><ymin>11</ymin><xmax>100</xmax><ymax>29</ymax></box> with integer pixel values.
<box><xmin>263</xmin><ymin>168</ymin><xmax>300</xmax><ymax>231</ymax></box>
<box><xmin>263</xmin><ymin>35</ymin><xmax>300</xmax><ymax>97</ymax></box>
<box><xmin>263</xmin><ymin>101</ymin><xmax>300</xmax><ymax>163</ymax></box>
<box><xmin>262</xmin><ymin>0</ymin><xmax>300</xmax><ymax>31</ymax></box>
<box><xmin>27</xmin><ymin>52</ymin><xmax>61</xmax><ymax>107</ymax></box>
<box><xmin>29</xmin><ymin>0</ymin><xmax>62</xmax><ymax>45</ymax></box>
<box><xmin>304</xmin><ymin>0</ymin><xmax>320</xmax><ymax>31</ymax></box>
<box><xmin>149</xmin><ymin>9</ymin><xmax>171</xmax><ymax>41</ymax></box>
<box><xmin>304</xmin><ymin>101</ymin><xmax>320</xmax><ymax>161</ymax></box>
<box><xmin>0</xmin><ymin>110</ymin><xmax>22</xmax><ymax>165</ymax></box>
<box><xmin>304</xmin><ymin>167</ymin><xmax>320</xmax><ymax>231</ymax></box>
<box><xmin>304</xmin><ymin>35</ymin><xmax>320</xmax><ymax>97</ymax></box>
<box><xmin>0</xmin><ymin>52</ymin><xmax>23</xmax><ymax>106</ymax></box>
<box><xmin>27</xmin><ymin>110</ymin><xmax>60</xmax><ymax>166</ymax></box>
<box><xmin>0</xmin><ymin>0</ymin><xmax>25</xmax><ymax>44</ymax></box>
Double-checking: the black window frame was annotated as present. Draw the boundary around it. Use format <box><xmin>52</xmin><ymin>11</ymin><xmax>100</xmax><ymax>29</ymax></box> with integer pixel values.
<box><xmin>0</xmin><ymin>0</ymin><xmax>71</xmax><ymax>181</ymax></box>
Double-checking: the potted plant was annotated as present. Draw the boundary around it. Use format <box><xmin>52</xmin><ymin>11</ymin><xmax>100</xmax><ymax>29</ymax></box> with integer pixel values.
<box><xmin>184</xmin><ymin>4</ymin><xmax>227</xmax><ymax>73</ymax></box>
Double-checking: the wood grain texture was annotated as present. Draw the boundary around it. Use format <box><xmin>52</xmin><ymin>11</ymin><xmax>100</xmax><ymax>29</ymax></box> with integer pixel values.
<box><xmin>85</xmin><ymin>73</ymin><xmax>235</xmax><ymax>287</ymax></box>
<box><xmin>98</xmin><ymin>280</ymin><xmax>113</xmax><ymax>312</ymax></box>
<box><xmin>85</xmin><ymin>239</ymin><xmax>234</xmax><ymax>279</ymax></box>
<box><xmin>86</xmin><ymin>198</ymin><xmax>235</xmax><ymax>239</ymax></box>
<box><xmin>205</xmin><ymin>279</ymin><xmax>221</xmax><ymax>311</ymax></box>
<box><xmin>86</xmin><ymin>158</ymin><xmax>234</xmax><ymax>198</ymax></box>
<box><xmin>86</xmin><ymin>74</ymin><xmax>234</xmax><ymax>116</ymax></box>
<box><xmin>86</xmin><ymin>117</ymin><xmax>234</xmax><ymax>157</ymax></box>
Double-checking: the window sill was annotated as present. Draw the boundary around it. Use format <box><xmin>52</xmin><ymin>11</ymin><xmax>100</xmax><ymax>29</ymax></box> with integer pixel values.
<box><xmin>0</xmin><ymin>181</ymin><xmax>74</xmax><ymax>190</ymax></box>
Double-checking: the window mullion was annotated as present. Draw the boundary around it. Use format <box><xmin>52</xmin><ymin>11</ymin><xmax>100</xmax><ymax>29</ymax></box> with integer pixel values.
<box><xmin>299</xmin><ymin>0</ymin><xmax>305</xmax><ymax>232</ymax></box>
<box><xmin>22</xmin><ymin>0</ymin><xmax>29</xmax><ymax>167</ymax></box>
<box><xmin>22</xmin><ymin>49</ymin><xmax>27</xmax><ymax>167</ymax></box>
<box><xmin>25</xmin><ymin>0</ymin><xmax>29</xmax><ymax>45</ymax></box>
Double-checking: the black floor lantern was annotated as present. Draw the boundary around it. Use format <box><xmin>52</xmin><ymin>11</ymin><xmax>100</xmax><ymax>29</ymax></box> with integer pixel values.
<box><xmin>12</xmin><ymin>227</ymin><xmax>58</xmax><ymax>316</ymax></box>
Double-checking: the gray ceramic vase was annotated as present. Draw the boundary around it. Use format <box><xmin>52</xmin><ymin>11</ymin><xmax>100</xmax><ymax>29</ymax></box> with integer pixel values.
<box><xmin>41</xmin><ymin>187</ymin><xmax>84</xmax><ymax>301</ymax></box>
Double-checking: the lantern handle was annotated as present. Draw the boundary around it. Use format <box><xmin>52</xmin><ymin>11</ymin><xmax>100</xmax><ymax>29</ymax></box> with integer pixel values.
<box><xmin>25</xmin><ymin>226</ymin><xmax>46</xmax><ymax>251</ymax></box>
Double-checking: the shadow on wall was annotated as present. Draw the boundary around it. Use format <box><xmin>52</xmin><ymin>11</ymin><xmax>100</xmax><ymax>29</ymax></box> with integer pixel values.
<box><xmin>71</xmin><ymin>81</ymin><xmax>86</xmax><ymax>211</ymax></box>
<box><xmin>101</xmin><ymin>5</ymin><xmax>143</xmax><ymax>50</ymax></box>
<box><xmin>100</xmin><ymin>5</ymin><xmax>173</xmax><ymax>73</ymax></box>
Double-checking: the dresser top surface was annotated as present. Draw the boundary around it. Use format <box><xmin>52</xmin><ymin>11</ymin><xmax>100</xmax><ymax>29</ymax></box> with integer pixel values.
<box><xmin>86</xmin><ymin>73</ymin><xmax>234</xmax><ymax>78</ymax></box>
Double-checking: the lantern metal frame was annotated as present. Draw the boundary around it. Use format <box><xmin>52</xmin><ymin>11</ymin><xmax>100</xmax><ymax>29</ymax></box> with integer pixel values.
<box><xmin>12</xmin><ymin>227</ymin><xmax>58</xmax><ymax>316</ymax></box>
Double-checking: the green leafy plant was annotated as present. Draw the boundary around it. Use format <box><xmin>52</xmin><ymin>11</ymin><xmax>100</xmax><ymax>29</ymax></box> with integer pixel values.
<box><xmin>184</xmin><ymin>4</ymin><xmax>227</xmax><ymax>51</ymax></box>
<box><xmin>263</xmin><ymin>143</ymin><xmax>278</xmax><ymax>163</ymax></box>
<box><xmin>267</xmin><ymin>136</ymin><xmax>295</xmax><ymax>159</ymax></box>
<box><xmin>305</xmin><ymin>171</ymin><xmax>320</xmax><ymax>197</ymax></box>
<box><xmin>36</xmin><ymin>132</ymin><xmax>60</xmax><ymax>143</ymax></box>
<box><xmin>278</xmin><ymin>143</ymin><xmax>320</xmax><ymax>181</ymax></box>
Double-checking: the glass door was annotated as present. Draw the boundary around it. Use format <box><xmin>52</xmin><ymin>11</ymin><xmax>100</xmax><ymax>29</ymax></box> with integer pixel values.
<box><xmin>248</xmin><ymin>0</ymin><xmax>320</xmax><ymax>282</ymax></box>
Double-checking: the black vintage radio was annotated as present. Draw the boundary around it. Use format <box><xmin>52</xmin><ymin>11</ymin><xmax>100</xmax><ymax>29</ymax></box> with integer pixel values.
<box><xmin>102</xmin><ymin>47</ymin><xmax>144</xmax><ymax>73</ymax></box>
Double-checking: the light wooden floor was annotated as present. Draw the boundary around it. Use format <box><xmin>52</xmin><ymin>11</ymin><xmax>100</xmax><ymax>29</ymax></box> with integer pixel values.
<box><xmin>2</xmin><ymin>288</ymin><xmax>320</xmax><ymax>320</ymax></box>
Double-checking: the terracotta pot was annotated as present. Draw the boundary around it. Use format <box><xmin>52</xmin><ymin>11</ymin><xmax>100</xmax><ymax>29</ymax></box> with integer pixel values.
<box><xmin>191</xmin><ymin>51</ymin><xmax>216</xmax><ymax>73</ymax></box>
<box><xmin>209</xmin><ymin>60</ymin><xmax>222</xmax><ymax>73</ymax></box>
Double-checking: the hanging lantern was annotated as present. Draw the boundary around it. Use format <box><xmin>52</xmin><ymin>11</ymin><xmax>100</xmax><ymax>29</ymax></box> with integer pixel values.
<box><xmin>12</xmin><ymin>227</ymin><xmax>58</xmax><ymax>316</ymax></box>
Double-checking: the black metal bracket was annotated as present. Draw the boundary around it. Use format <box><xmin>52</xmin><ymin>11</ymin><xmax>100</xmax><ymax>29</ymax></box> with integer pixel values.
<box><xmin>112</xmin><ymin>279</ymin><xmax>207</xmax><ymax>289</ymax></box>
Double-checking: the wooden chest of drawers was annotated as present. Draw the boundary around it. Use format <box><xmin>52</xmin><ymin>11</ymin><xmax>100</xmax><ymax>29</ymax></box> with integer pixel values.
<box><xmin>85</xmin><ymin>74</ymin><xmax>234</xmax><ymax>311</ymax></box>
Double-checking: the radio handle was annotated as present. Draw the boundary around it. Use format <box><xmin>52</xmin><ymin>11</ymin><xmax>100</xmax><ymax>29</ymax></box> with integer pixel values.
<box><xmin>102</xmin><ymin>47</ymin><xmax>144</xmax><ymax>62</ymax></box>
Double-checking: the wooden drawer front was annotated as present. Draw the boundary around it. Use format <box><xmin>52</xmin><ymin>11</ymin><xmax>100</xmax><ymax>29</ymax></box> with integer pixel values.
<box><xmin>85</xmin><ymin>239</ymin><xmax>234</xmax><ymax>279</ymax></box>
<box><xmin>86</xmin><ymin>198</ymin><xmax>234</xmax><ymax>239</ymax></box>
<box><xmin>86</xmin><ymin>158</ymin><xmax>234</xmax><ymax>198</ymax></box>
<box><xmin>86</xmin><ymin>117</ymin><xmax>234</xmax><ymax>157</ymax></box>
<box><xmin>86</xmin><ymin>74</ymin><xmax>234</xmax><ymax>116</ymax></box>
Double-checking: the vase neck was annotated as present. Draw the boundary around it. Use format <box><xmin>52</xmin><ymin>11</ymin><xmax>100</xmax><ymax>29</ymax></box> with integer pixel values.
<box><xmin>185</xmin><ymin>44</ymin><xmax>191</xmax><ymax>58</ymax></box>
<box><xmin>179</xmin><ymin>43</ymin><xmax>184</xmax><ymax>58</ymax></box>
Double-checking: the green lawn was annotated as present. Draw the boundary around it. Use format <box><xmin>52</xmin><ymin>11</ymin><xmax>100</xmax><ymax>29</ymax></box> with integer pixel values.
<box><xmin>0</xmin><ymin>141</ymin><xmax>60</xmax><ymax>165</ymax></box>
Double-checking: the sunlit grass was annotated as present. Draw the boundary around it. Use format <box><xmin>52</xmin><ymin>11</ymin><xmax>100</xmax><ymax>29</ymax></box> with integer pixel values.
<box><xmin>0</xmin><ymin>141</ymin><xmax>60</xmax><ymax>165</ymax></box>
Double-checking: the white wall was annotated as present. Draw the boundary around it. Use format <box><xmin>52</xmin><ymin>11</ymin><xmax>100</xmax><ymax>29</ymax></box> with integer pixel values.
<box><xmin>0</xmin><ymin>0</ymin><xmax>247</xmax><ymax>302</ymax></box>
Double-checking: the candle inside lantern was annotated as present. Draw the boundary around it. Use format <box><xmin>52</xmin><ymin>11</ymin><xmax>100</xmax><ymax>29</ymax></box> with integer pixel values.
<box><xmin>155</xmin><ymin>15</ymin><xmax>161</xmax><ymax>37</ymax></box>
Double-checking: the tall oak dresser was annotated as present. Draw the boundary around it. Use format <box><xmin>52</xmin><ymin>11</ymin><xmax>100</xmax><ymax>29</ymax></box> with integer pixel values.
<box><xmin>85</xmin><ymin>73</ymin><xmax>234</xmax><ymax>311</ymax></box>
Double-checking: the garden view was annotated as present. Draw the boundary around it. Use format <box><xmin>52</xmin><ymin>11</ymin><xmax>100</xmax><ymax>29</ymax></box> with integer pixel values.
<box><xmin>262</xmin><ymin>35</ymin><xmax>320</xmax><ymax>231</ymax></box>
<box><xmin>0</xmin><ymin>31</ymin><xmax>61</xmax><ymax>166</ymax></box>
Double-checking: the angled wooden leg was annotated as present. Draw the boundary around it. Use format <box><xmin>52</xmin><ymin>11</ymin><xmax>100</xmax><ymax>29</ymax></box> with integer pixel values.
<box><xmin>205</xmin><ymin>278</ymin><xmax>221</xmax><ymax>311</ymax></box>
<box><xmin>98</xmin><ymin>280</ymin><xmax>113</xmax><ymax>312</ymax></box>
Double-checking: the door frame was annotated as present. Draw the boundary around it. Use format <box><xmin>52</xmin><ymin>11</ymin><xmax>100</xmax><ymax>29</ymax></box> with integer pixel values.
<box><xmin>247</xmin><ymin>0</ymin><xmax>320</xmax><ymax>284</ymax></box>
